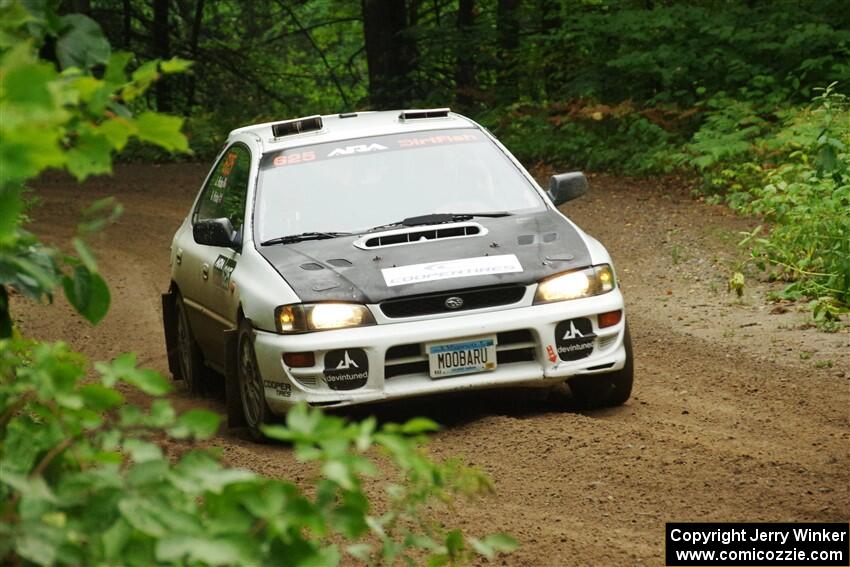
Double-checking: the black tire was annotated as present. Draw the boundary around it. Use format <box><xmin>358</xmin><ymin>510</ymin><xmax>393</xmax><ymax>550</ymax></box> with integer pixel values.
<box><xmin>174</xmin><ymin>294</ymin><xmax>206</xmax><ymax>395</ymax></box>
<box><xmin>568</xmin><ymin>323</ymin><xmax>634</xmax><ymax>409</ymax></box>
<box><xmin>236</xmin><ymin>319</ymin><xmax>274</xmax><ymax>441</ymax></box>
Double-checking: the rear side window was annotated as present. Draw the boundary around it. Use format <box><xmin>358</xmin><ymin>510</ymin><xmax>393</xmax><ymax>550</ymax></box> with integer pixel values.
<box><xmin>195</xmin><ymin>144</ymin><xmax>251</xmax><ymax>229</ymax></box>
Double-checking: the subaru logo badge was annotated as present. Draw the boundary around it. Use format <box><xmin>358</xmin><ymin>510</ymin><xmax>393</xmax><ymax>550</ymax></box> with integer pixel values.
<box><xmin>444</xmin><ymin>296</ymin><xmax>464</xmax><ymax>309</ymax></box>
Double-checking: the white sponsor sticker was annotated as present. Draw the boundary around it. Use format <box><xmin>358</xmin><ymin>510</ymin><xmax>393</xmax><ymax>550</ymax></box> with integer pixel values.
<box><xmin>382</xmin><ymin>254</ymin><xmax>523</xmax><ymax>287</ymax></box>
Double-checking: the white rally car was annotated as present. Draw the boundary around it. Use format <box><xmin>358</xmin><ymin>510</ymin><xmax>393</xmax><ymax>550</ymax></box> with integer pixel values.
<box><xmin>162</xmin><ymin>109</ymin><xmax>633</xmax><ymax>439</ymax></box>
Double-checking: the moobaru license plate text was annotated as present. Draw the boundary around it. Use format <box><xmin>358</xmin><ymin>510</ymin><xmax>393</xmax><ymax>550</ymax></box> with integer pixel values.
<box><xmin>428</xmin><ymin>337</ymin><xmax>497</xmax><ymax>378</ymax></box>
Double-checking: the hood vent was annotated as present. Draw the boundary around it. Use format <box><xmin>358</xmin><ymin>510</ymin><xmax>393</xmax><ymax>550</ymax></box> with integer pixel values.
<box><xmin>354</xmin><ymin>222</ymin><xmax>486</xmax><ymax>249</ymax></box>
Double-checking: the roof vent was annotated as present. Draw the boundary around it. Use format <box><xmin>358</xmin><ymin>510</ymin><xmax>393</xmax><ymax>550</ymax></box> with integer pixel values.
<box><xmin>271</xmin><ymin>115</ymin><xmax>323</xmax><ymax>138</ymax></box>
<box><xmin>399</xmin><ymin>108</ymin><xmax>451</xmax><ymax>121</ymax></box>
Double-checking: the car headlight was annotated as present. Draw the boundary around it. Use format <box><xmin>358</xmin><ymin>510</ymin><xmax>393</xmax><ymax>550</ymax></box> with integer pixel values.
<box><xmin>534</xmin><ymin>264</ymin><xmax>616</xmax><ymax>304</ymax></box>
<box><xmin>275</xmin><ymin>303</ymin><xmax>376</xmax><ymax>333</ymax></box>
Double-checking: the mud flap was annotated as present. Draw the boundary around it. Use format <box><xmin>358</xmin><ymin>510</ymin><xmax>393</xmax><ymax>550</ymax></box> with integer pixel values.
<box><xmin>224</xmin><ymin>328</ymin><xmax>246</xmax><ymax>427</ymax></box>
<box><xmin>161</xmin><ymin>291</ymin><xmax>181</xmax><ymax>379</ymax></box>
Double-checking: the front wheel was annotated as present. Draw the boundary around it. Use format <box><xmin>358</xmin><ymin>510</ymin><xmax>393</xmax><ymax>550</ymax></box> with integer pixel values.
<box><xmin>236</xmin><ymin>319</ymin><xmax>274</xmax><ymax>441</ymax></box>
<box><xmin>567</xmin><ymin>323</ymin><xmax>634</xmax><ymax>409</ymax></box>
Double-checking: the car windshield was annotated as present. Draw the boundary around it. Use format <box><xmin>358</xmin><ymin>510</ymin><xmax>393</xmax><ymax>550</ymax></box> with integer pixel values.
<box><xmin>254</xmin><ymin>128</ymin><xmax>545</xmax><ymax>241</ymax></box>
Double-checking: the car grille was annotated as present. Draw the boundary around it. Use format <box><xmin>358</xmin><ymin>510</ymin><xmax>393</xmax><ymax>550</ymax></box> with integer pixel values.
<box><xmin>384</xmin><ymin>329</ymin><xmax>536</xmax><ymax>379</ymax></box>
<box><xmin>380</xmin><ymin>284</ymin><xmax>526</xmax><ymax>318</ymax></box>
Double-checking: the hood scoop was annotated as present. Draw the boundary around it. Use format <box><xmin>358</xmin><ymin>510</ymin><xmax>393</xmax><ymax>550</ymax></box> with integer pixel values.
<box><xmin>354</xmin><ymin>222</ymin><xmax>486</xmax><ymax>250</ymax></box>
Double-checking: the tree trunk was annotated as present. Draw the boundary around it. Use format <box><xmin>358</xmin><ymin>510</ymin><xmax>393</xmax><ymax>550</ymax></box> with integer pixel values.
<box><xmin>122</xmin><ymin>0</ymin><xmax>131</xmax><ymax>49</ymax></box>
<box><xmin>496</xmin><ymin>0</ymin><xmax>520</xmax><ymax>104</ymax></box>
<box><xmin>187</xmin><ymin>0</ymin><xmax>205</xmax><ymax>108</ymax></box>
<box><xmin>361</xmin><ymin>0</ymin><xmax>416</xmax><ymax>108</ymax></box>
<box><xmin>539</xmin><ymin>0</ymin><xmax>560</xmax><ymax>100</ymax></box>
<box><xmin>454</xmin><ymin>0</ymin><xmax>475</xmax><ymax>108</ymax></box>
<box><xmin>153</xmin><ymin>0</ymin><xmax>171</xmax><ymax>111</ymax></box>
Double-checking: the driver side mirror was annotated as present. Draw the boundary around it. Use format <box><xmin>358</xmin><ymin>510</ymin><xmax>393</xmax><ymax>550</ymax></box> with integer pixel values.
<box><xmin>193</xmin><ymin>217</ymin><xmax>239</xmax><ymax>249</ymax></box>
<box><xmin>548</xmin><ymin>172</ymin><xmax>589</xmax><ymax>206</ymax></box>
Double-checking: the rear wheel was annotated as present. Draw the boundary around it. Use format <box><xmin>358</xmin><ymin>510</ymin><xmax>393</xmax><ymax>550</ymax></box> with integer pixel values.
<box><xmin>237</xmin><ymin>319</ymin><xmax>273</xmax><ymax>441</ymax></box>
<box><xmin>175</xmin><ymin>294</ymin><xmax>205</xmax><ymax>395</ymax></box>
<box><xmin>568</xmin><ymin>324</ymin><xmax>634</xmax><ymax>409</ymax></box>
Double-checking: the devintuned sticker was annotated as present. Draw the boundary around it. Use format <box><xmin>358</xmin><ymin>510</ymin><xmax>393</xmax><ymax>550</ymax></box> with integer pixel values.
<box><xmin>555</xmin><ymin>318</ymin><xmax>596</xmax><ymax>361</ymax></box>
<box><xmin>382</xmin><ymin>254</ymin><xmax>523</xmax><ymax>287</ymax></box>
<box><xmin>323</xmin><ymin>348</ymin><xmax>369</xmax><ymax>390</ymax></box>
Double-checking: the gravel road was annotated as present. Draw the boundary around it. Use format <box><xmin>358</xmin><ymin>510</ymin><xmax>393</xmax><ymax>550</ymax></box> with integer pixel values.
<box><xmin>19</xmin><ymin>164</ymin><xmax>849</xmax><ymax>566</ymax></box>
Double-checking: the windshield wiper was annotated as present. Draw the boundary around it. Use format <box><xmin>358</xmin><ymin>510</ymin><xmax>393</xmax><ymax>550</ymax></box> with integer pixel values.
<box><xmin>367</xmin><ymin>211</ymin><xmax>512</xmax><ymax>232</ymax></box>
<box><xmin>260</xmin><ymin>232</ymin><xmax>353</xmax><ymax>246</ymax></box>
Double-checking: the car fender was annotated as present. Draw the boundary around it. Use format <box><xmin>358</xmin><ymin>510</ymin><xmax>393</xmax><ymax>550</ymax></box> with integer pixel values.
<box><xmin>232</xmin><ymin>244</ymin><xmax>300</xmax><ymax>332</ymax></box>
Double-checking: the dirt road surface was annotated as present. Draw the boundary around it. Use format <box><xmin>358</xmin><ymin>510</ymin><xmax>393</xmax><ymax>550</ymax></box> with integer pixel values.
<box><xmin>18</xmin><ymin>164</ymin><xmax>849</xmax><ymax>566</ymax></box>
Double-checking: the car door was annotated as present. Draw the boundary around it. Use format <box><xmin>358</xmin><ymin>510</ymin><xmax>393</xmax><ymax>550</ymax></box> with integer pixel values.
<box><xmin>180</xmin><ymin>143</ymin><xmax>252</xmax><ymax>371</ymax></box>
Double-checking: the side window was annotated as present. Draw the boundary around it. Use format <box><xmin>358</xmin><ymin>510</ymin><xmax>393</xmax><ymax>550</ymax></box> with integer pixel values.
<box><xmin>195</xmin><ymin>145</ymin><xmax>251</xmax><ymax>229</ymax></box>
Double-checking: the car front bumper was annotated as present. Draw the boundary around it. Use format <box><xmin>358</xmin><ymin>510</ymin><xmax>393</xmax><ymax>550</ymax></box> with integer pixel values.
<box><xmin>252</xmin><ymin>290</ymin><xmax>627</xmax><ymax>413</ymax></box>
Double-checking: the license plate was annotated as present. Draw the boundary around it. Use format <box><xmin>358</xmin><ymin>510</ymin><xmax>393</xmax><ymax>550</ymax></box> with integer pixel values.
<box><xmin>427</xmin><ymin>336</ymin><xmax>497</xmax><ymax>378</ymax></box>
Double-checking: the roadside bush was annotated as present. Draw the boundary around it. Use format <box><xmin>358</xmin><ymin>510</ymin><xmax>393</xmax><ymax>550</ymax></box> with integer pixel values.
<box><xmin>682</xmin><ymin>85</ymin><xmax>850</xmax><ymax>314</ymax></box>
<box><xmin>0</xmin><ymin>338</ymin><xmax>512</xmax><ymax>565</ymax></box>
<box><xmin>0</xmin><ymin>3</ymin><xmax>516</xmax><ymax>565</ymax></box>
<box><xmin>743</xmin><ymin>86</ymin><xmax>850</xmax><ymax>308</ymax></box>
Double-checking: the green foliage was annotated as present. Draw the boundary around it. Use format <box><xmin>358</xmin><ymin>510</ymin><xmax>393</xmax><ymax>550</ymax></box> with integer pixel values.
<box><xmin>0</xmin><ymin>339</ymin><xmax>513</xmax><ymax>565</ymax></box>
<box><xmin>481</xmin><ymin>104</ymin><xmax>677</xmax><ymax>173</ymax></box>
<box><xmin>692</xmin><ymin>85</ymin><xmax>850</xmax><ymax>311</ymax></box>
<box><xmin>0</xmin><ymin>2</ymin><xmax>190</xmax><ymax>329</ymax></box>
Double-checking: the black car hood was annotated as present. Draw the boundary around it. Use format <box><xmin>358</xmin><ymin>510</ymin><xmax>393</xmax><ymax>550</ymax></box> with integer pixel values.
<box><xmin>257</xmin><ymin>210</ymin><xmax>592</xmax><ymax>303</ymax></box>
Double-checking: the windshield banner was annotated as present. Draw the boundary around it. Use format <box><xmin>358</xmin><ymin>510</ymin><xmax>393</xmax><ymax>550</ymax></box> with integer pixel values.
<box><xmin>260</xmin><ymin>129</ymin><xmax>485</xmax><ymax>169</ymax></box>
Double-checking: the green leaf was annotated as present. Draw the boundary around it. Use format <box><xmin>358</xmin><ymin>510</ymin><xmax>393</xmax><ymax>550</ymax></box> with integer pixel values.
<box><xmin>97</xmin><ymin>353</ymin><xmax>171</xmax><ymax>395</ymax></box>
<box><xmin>123</xmin><ymin>439</ymin><xmax>163</xmax><ymax>463</ymax></box>
<box><xmin>346</xmin><ymin>543</ymin><xmax>373</xmax><ymax>561</ymax></box>
<box><xmin>73</xmin><ymin>76</ymin><xmax>104</xmax><ymax>102</ymax></box>
<box><xmin>97</xmin><ymin>118</ymin><xmax>137</xmax><ymax>151</ymax></box>
<box><xmin>62</xmin><ymin>265</ymin><xmax>110</xmax><ymax>323</ymax></box>
<box><xmin>2</xmin><ymin>56</ymin><xmax>56</xmax><ymax>110</ymax></box>
<box><xmin>117</xmin><ymin>498</ymin><xmax>169</xmax><ymax>538</ymax></box>
<box><xmin>72</xmin><ymin>238</ymin><xmax>97</xmax><ymax>272</ymax></box>
<box><xmin>322</xmin><ymin>460</ymin><xmax>355</xmax><ymax>491</ymax></box>
<box><xmin>160</xmin><ymin>57</ymin><xmax>193</xmax><ymax>74</ymax></box>
<box><xmin>56</xmin><ymin>14</ymin><xmax>110</xmax><ymax>70</ymax></box>
<box><xmin>0</xmin><ymin>127</ymin><xmax>66</xmax><ymax>185</ymax></box>
<box><xmin>0</xmin><ymin>470</ymin><xmax>56</xmax><ymax>503</ymax></box>
<box><xmin>2</xmin><ymin>242</ymin><xmax>60</xmax><ymax>300</ymax></box>
<box><xmin>103</xmin><ymin>51</ymin><xmax>132</xmax><ymax>86</ymax></box>
<box><xmin>470</xmin><ymin>534</ymin><xmax>519</xmax><ymax>559</ymax></box>
<box><xmin>14</xmin><ymin>522</ymin><xmax>62</xmax><ymax>566</ymax></box>
<box><xmin>169</xmin><ymin>409</ymin><xmax>221</xmax><ymax>439</ymax></box>
<box><xmin>66</xmin><ymin>128</ymin><xmax>113</xmax><ymax>180</ymax></box>
<box><xmin>399</xmin><ymin>417</ymin><xmax>440</xmax><ymax>435</ymax></box>
<box><xmin>0</xmin><ymin>185</ymin><xmax>24</xmax><ymax>243</ymax></box>
<box><xmin>123</xmin><ymin>60</ymin><xmax>159</xmax><ymax>101</ymax></box>
<box><xmin>133</xmin><ymin>112</ymin><xmax>189</xmax><ymax>153</ymax></box>
<box><xmin>79</xmin><ymin>383</ymin><xmax>123</xmax><ymax>410</ymax></box>
<box><xmin>155</xmin><ymin>536</ymin><xmax>250</xmax><ymax>566</ymax></box>
<box><xmin>445</xmin><ymin>529</ymin><xmax>464</xmax><ymax>558</ymax></box>
<box><xmin>171</xmin><ymin>455</ymin><xmax>256</xmax><ymax>494</ymax></box>
<box><xmin>149</xmin><ymin>399</ymin><xmax>176</xmax><ymax>424</ymax></box>
<box><xmin>101</xmin><ymin>518</ymin><xmax>132</xmax><ymax>560</ymax></box>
